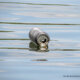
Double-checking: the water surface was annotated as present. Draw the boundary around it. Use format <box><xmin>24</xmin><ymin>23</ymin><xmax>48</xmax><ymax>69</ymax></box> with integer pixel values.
<box><xmin>0</xmin><ymin>0</ymin><xmax>80</xmax><ymax>80</ymax></box>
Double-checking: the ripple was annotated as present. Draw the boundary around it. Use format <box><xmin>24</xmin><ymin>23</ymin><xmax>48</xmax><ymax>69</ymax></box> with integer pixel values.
<box><xmin>32</xmin><ymin>62</ymin><xmax>80</xmax><ymax>67</ymax></box>
<box><xmin>0</xmin><ymin>30</ymin><xmax>13</xmax><ymax>32</ymax></box>
<box><xmin>32</xmin><ymin>59</ymin><xmax>48</xmax><ymax>61</ymax></box>
<box><xmin>0</xmin><ymin>47</ymin><xmax>29</xmax><ymax>50</ymax></box>
<box><xmin>0</xmin><ymin>2</ymin><xmax>75</xmax><ymax>6</ymax></box>
<box><xmin>14</xmin><ymin>12</ymin><xmax>80</xmax><ymax>18</ymax></box>
<box><xmin>0</xmin><ymin>38</ymin><xmax>29</xmax><ymax>40</ymax></box>
<box><xmin>0</xmin><ymin>22</ymin><xmax>80</xmax><ymax>25</ymax></box>
<box><xmin>51</xmin><ymin>49</ymin><xmax>80</xmax><ymax>51</ymax></box>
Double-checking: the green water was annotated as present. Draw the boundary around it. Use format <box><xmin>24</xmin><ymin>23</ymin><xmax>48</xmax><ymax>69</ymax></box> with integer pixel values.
<box><xmin>0</xmin><ymin>0</ymin><xmax>80</xmax><ymax>80</ymax></box>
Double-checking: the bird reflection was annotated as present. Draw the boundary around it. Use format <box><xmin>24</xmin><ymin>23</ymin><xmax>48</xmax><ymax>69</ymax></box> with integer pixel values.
<box><xmin>29</xmin><ymin>41</ymin><xmax>49</xmax><ymax>52</ymax></box>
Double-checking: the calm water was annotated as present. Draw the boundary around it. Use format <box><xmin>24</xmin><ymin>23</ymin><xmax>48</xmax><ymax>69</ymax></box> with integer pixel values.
<box><xmin>0</xmin><ymin>0</ymin><xmax>80</xmax><ymax>80</ymax></box>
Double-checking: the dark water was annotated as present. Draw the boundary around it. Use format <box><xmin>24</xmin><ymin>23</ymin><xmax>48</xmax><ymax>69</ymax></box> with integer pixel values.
<box><xmin>0</xmin><ymin>0</ymin><xmax>80</xmax><ymax>80</ymax></box>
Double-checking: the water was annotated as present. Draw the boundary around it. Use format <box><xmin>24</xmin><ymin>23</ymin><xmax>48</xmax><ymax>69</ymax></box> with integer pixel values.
<box><xmin>0</xmin><ymin>0</ymin><xmax>80</xmax><ymax>80</ymax></box>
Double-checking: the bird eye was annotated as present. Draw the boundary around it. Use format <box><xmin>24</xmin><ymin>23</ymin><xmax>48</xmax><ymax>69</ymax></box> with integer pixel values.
<box><xmin>41</xmin><ymin>39</ymin><xmax>46</xmax><ymax>43</ymax></box>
